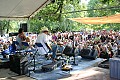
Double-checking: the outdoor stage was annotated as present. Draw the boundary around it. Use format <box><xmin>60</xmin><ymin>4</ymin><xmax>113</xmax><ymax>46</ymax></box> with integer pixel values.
<box><xmin>29</xmin><ymin>57</ymin><xmax>103</xmax><ymax>80</ymax></box>
<box><xmin>0</xmin><ymin>56</ymin><xmax>112</xmax><ymax>80</ymax></box>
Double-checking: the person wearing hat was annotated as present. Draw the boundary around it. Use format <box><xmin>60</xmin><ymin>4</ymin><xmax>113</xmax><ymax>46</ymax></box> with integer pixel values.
<box><xmin>36</xmin><ymin>27</ymin><xmax>51</xmax><ymax>54</ymax></box>
<box><xmin>36</xmin><ymin>27</ymin><xmax>57</xmax><ymax>62</ymax></box>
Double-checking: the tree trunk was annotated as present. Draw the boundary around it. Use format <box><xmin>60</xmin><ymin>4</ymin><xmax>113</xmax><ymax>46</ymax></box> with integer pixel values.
<box><xmin>6</xmin><ymin>20</ymin><xmax>10</xmax><ymax>33</ymax></box>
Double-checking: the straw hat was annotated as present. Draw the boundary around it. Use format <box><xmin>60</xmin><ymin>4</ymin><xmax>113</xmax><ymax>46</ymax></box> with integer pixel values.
<box><xmin>58</xmin><ymin>42</ymin><xmax>64</xmax><ymax>45</ymax></box>
<box><xmin>41</xmin><ymin>27</ymin><xmax>49</xmax><ymax>32</ymax></box>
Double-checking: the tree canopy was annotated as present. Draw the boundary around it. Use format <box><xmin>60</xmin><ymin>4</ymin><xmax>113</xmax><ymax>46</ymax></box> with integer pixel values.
<box><xmin>29</xmin><ymin>0</ymin><xmax>120</xmax><ymax>32</ymax></box>
<box><xmin>0</xmin><ymin>0</ymin><xmax>120</xmax><ymax>35</ymax></box>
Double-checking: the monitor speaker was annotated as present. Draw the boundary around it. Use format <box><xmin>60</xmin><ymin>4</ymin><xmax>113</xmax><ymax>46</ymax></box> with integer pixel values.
<box><xmin>80</xmin><ymin>49</ymin><xmax>98</xmax><ymax>60</ymax></box>
<box><xmin>20</xmin><ymin>23</ymin><xmax>27</xmax><ymax>32</ymax></box>
<box><xmin>9</xmin><ymin>55</ymin><xmax>28</xmax><ymax>75</ymax></box>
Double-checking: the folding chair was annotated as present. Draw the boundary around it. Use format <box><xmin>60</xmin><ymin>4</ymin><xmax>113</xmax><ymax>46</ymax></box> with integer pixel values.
<box><xmin>35</xmin><ymin>43</ymin><xmax>47</xmax><ymax>53</ymax></box>
<box><xmin>35</xmin><ymin>43</ymin><xmax>50</xmax><ymax>63</ymax></box>
<box><xmin>35</xmin><ymin>43</ymin><xmax>43</xmax><ymax>47</ymax></box>
<box><xmin>35</xmin><ymin>43</ymin><xmax>48</xmax><ymax>57</ymax></box>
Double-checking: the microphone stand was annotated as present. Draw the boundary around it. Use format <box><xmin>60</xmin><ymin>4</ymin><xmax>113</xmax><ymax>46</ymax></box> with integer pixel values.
<box><xmin>71</xmin><ymin>31</ymin><xmax>78</xmax><ymax>65</ymax></box>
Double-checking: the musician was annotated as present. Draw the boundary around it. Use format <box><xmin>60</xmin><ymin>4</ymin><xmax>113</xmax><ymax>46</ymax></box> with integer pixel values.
<box><xmin>36</xmin><ymin>27</ymin><xmax>57</xmax><ymax>61</ymax></box>
<box><xmin>16</xmin><ymin>28</ymin><xmax>26</xmax><ymax>50</ymax></box>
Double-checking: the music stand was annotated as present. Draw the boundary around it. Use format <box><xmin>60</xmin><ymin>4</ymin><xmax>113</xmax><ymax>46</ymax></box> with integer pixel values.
<box><xmin>22</xmin><ymin>42</ymin><xmax>36</xmax><ymax>72</ymax></box>
<box><xmin>29</xmin><ymin>43</ymin><xmax>46</xmax><ymax>72</ymax></box>
<box><xmin>72</xmin><ymin>31</ymin><xmax>78</xmax><ymax>65</ymax></box>
<box><xmin>22</xmin><ymin>42</ymin><xmax>29</xmax><ymax>47</ymax></box>
<box><xmin>35</xmin><ymin>43</ymin><xmax>47</xmax><ymax>53</ymax></box>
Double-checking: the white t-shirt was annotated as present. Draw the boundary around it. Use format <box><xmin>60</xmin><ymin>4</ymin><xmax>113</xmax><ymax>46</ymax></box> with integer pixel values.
<box><xmin>36</xmin><ymin>33</ymin><xmax>49</xmax><ymax>55</ymax></box>
<box><xmin>16</xmin><ymin>35</ymin><xmax>22</xmax><ymax>49</ymax></box>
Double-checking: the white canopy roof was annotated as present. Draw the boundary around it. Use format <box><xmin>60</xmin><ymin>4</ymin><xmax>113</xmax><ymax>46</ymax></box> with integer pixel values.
<box><xmin>0</xmin><ymin>0</ymin><xmax>50</xmax><ymax>20</ymax></box>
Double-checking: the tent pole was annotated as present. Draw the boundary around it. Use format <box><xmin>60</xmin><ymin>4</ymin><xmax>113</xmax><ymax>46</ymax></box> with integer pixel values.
<box><xmin>27</xmin><ymin>18</ymin><xmax>30</xmax><ymax>32</ymax></box>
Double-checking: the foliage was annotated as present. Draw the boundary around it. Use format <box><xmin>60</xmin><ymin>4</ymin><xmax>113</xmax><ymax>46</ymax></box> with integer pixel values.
<box><xmin>29</xmin><ymin>0</ymin><xmax>87</xmax><ymax>33</ymax></box>
<box><xmin>87</xmin><ymin>0</ymin><xmax>120</xmax><ymax>30</ymax></box>
<box><xmin>29</xmin><ymin>0</ymin><xmax>120</xmax><ymax>32</ymax></box>
<box><xmin>0</xmin><ymin>0</ymin><xmax>120</xmax><ymax>34</ymax></box>
<box><xmin>100</xmin><ymin>0</ymin><xmax>120</xmax><ymax>4</ymax></box>
<box><xmin>0</xmin><ymin>20</ymin><xmax>11</xmax><ymax>35</ymax></box>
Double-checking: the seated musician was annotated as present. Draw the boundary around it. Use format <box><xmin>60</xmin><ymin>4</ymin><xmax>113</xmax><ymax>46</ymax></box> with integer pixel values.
<box><xmin>36</xmin><ymin>27</ymin><xmax>57</xmax><ymax>62</ymax></box>
<box><xmin>16</xmin><ymin>28</ymin><xmax>27</xmax><ymax>50</ymax></box>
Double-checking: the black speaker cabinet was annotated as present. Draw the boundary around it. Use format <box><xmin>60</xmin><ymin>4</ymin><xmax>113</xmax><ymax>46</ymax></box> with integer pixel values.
<box><xmin>20</xmin><ymin>23</ymin><xmax>27</xmax><ymax>32</ymax></box>
<box><xmin>63</xmin><ymin>46</ymin><xmax>74</xmax><ymax>57</ymax></box>
<box><xmin>0</xmin><ymin>58</ymin><xmax>10</xmax><ymax>69</ymax></box>
<box><xmin>9</xmin><ymin>33</ymin><xmax>18</xmax><ymax>37</ymax></box>
<box><xmin>9</xmin><ymin>54</ymin><xmax>28</xmax><ymax>75</ymax></box>
<box><xmin>80</xmin><ymin>49</ymin><xmax>98</xmax><ymax>60</ymax></box>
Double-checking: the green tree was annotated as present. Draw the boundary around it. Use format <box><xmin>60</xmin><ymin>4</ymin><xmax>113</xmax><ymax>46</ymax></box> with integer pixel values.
<box><xmin>87</xmin><ymin>0</ymin><xmax>120</xmax><ymax>30</ymax></box>
<box><xmin>0</xmin><ymin>20</ymin><xmax>11</xmax><ymax>36</ymax></box>
<box><xmin>29</xmin><ymin>0</ymin><xmax>87</xmax><ymax>33</ymax></box>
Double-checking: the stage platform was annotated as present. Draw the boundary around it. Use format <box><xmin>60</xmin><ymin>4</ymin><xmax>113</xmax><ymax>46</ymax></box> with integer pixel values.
<box><xmin>29</xmin><ymin>57</ymin><xmax>104</xmax><ymax>80</ymax></box>
<box><xmin>0</xmin><ymin>56</ymin><xmax>114</xmax><ymax>80</ymax></box>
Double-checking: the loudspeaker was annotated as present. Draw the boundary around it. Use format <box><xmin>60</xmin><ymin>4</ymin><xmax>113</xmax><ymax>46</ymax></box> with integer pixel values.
<box><xmin>9</xmin><ymin>33</ymin><xmax>18</xmax><ymax>37</ymax></box>
<box><xmin>9</xmin><ymin>54</ymin><xmax>28</xmax><ymax>75</ymax></box>
<box><xmin>20</xmin><ymin>23</ymin><xmax>27</xmax><ymax>32</ymax></box>
<box><xmin>80</xmin><ymin>49</ymin><xmax>98</xmax><ymax>60</ymax></box>
<box><xmin>0</xmin><ymin>58</ymin><xmax>10</xmax><ymax>69</ymax></box>
<box><xmin>63</xmin><ymin>46</ymin><xmax>74</xmax><ymax>57</ymax></box>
